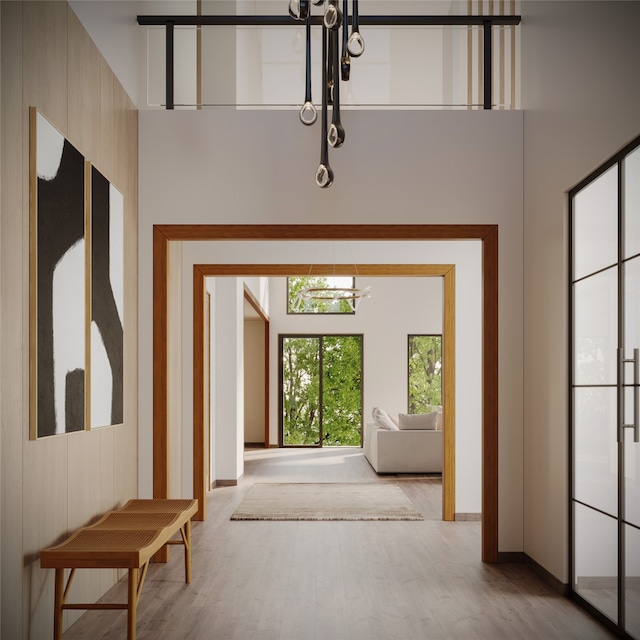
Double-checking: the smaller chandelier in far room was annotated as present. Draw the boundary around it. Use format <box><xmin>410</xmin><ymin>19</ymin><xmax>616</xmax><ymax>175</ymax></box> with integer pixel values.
<box><xmin>295</xmin><ymin>282</ymin><xmax>372</xmax><ymax>312</ymax></box>
<box><xmin>288</xmin><ymin>0</ymin><xmax>365</xmax><ymax>188</ymax></box>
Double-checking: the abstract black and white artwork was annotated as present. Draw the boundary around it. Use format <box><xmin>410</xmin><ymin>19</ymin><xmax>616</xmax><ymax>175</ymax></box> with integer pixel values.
<box><xmin>31</xmin><ymin>108</ymin><xmax>86</xmax><ymax>438</ymax></box>
<box><xmin>90</xmin><ymin>166</ymin><xmax>124</xmax><ymax>428</ymax></box>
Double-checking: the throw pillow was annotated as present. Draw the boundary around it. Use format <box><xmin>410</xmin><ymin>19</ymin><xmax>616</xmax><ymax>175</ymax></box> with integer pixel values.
<box><xmin>397</xmin><ymin>412</ymin><xmax>439</xmax><ymax>430</ymax></box>
<box><xmin>372</xmin><ymin>407</ymin><xmax>399</xmax><ymax>430</ymax></box>
<box><xmin>425</xmin><ymin>405</ymin><xmax>444</xmax><ymax>429</ymax></box>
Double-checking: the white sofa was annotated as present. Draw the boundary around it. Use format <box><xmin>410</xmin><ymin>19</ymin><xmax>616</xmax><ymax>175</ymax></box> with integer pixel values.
<box><xmin>363</xmin><ymin>422</ymin><xmax>443</xmax><ymax>474</ymax></box>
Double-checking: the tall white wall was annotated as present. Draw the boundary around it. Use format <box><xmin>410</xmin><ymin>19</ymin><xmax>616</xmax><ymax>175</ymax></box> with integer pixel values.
<box><xmin>521</xmin><ymin>0</ymin><xmax>640</xmax><ymax>582</ymax></box>
<box><xmin>212</xmin><ymin>277</ymin><xmax>245</xmax><ymax>481</ymax></box>
<box><xmin>206</xmin><ymin>277</ymin><xmax>216</xmax><ymax>485</ymax></box>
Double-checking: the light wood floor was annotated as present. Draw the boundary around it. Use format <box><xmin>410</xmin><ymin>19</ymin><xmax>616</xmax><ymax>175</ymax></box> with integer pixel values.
<box><xmin>63</xmin><ymin>447</ymin><xmax>615</xmax><ymax>640</ymax></box>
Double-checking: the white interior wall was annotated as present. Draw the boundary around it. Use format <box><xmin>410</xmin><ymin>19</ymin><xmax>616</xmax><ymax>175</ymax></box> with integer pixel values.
<box><xmin>521</xmin><ymin>0</ymin><xmax>640</xmax><ymax>582</ymax></box>
<box><xmin>243</xmin><ymin>276</ymin><xmax>270</xmax><ymax>312</ymax></box>
<box><xmin>206</xmin><ymin>277</ymin><xmax>217</xmax><ymax>484</ymax></box>
<box><xmin>211</xmin><ymin>277</ymin><xmax>245</xmax><ymax>480</ymax></box>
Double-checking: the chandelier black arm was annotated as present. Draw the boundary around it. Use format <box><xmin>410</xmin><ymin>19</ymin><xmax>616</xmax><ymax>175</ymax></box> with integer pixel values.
<box><xmin>341</xmin><ymin>0</ymin><xmax>350</xmax><ymax>81</ymax></box>
<box><xmin>315</xmin><ymin>23</ymin><xmax>333</xmax><ymax>188</ymax></box>
<box><xmin>299</xmin><ymin>8</ymin><xmax>317</xmax><ymax>125</ymax></box>
<box><xmin>328</xmin><ymin>28</ymin><xmax>345</xmax><ymax>148</ymax></box>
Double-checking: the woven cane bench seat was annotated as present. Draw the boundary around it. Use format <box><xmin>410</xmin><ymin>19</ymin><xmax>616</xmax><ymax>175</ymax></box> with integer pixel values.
<box><xmin>40</xmin><ymin>498</ymin><xmax>198</xmax><ymax>640</ymax></box>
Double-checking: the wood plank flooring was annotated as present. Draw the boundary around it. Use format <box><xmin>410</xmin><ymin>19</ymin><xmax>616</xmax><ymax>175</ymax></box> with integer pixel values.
<box><xmin>63</xmin><ymin>447</ymin><xmax>615</xmax><ymax>640</ymax></box>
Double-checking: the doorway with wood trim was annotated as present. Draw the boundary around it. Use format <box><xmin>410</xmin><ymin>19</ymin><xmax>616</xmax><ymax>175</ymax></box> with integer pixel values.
<box><xmin>152</xmin><ymin>225</ymin><xmax>498</xmax><ymax>562</ymax></box>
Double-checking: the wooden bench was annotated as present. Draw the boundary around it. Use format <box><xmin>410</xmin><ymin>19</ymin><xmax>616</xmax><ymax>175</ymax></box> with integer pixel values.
<box><xmin>40</xmin><ymin>498</ymin><xmax>198</xmax><ymax>640</ymax></box>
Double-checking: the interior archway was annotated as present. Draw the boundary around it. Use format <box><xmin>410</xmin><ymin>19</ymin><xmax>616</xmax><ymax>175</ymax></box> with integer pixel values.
<box><xmin>152</xmin><ymin>224</ymin><xmax>498</xmax><ymax>562</ymax></box>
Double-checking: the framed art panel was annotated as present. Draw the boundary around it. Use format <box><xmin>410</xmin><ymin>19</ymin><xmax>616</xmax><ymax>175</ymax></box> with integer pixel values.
<box><xmin>89</xmin><ymin>165</ymin><xmax>124</xmax><ymax>428</ymax></box>
<box><xmin>29</xmin><ymin>107</ymin><xmax>86</xmax><ymax>438</ymax></box>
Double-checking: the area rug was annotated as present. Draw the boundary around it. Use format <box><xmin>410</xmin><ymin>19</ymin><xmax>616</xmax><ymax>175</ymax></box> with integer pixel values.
<box><xmin>230</xmin><ymin>482</ymin><xmax>424</xmax><ymax>521</ymax></box>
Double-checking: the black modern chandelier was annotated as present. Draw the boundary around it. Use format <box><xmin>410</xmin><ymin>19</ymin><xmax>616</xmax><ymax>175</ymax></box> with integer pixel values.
<box><xmin>137</xmin><ymin>10</ymin><xmax>521</xmax><ymax>189</ymax></box>
<box><xmin>288</xmin><ymin>0</ymin><xmax>365</xmax><ymax>188</ymax></box>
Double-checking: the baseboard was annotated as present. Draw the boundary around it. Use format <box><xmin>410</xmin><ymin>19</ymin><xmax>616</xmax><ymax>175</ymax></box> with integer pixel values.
<box><xmin>523</xmin><ymin>554</ymin><xmax>570</xmax><ymax>596</ymax></box>
<box><xmin>497</xmin><ymin>551</ymin><xmax>525</xmax><ymax>562</ymax></box>
<box><xmin>455</xmin><ymin>513</ymin><xmax>481</xmax><ymax>521</ymax></box>
<box><xmin>496</xmin><ymin>552</ymin><xmax>569</xmax><ymax>596</ymax></box>
<box><xmin>244</xmin><ymin>442</ymin><xmax>265</xmax><ymax>448</ymax></box>
<box><xmin>216</xmin><ymin>479</ymin><xmax>238</xmax><ymax>487</ymax></box>
<box><xmin>269</xmin><ymin>444</ymin><xmax>279</xmax><ymax>448</ymax></box>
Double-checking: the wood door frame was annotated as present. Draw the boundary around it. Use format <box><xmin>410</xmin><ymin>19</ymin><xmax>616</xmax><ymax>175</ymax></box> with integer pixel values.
<box><xmin>153</xmin><ymin>224</ymin><xmax>498</xmax><ymax>562</ymax></box>
<box><xmin>243</xmin><ymin>284</ymin><xmax>270</xmax><ymax>448</ymax></box>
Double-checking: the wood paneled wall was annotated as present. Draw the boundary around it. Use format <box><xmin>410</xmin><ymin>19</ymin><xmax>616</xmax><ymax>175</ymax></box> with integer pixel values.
<box><xmin>0</xmin><ymin>3</ymin><xmax>138</xmax><ymax>637</ymax></box>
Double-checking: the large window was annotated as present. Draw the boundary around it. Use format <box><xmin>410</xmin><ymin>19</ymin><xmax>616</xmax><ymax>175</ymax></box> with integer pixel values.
<box><xmin>408</xmin><ymin>335</ymin><xmax>442</xmax><ymax>413</ymax></box>
<box><xmin>280</xmin><ymin>334</ymin><xmax>363</xmax><ymax>446</ymax></box>
<box><xmin>287</xmin><ymin>276</ymin><xmax>356</xmax><ymax>314</ymax></box>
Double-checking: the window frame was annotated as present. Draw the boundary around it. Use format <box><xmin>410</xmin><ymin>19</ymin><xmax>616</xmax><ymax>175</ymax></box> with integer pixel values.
<box><xmin>278</xmin><ymin>333</ymin><xmax>364</xmax><ymax>447</ymax></box>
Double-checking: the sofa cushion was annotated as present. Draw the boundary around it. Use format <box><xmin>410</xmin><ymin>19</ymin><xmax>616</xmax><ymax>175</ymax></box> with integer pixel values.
<box><xmin>397</xmin><ymin>412</ymin><xmax>439</xmax><ymax>430</ymax></box>
<box><xmin>371</xmin><ymin>407</ymin><xmax>398</xmax><ymax>430</ymax></box>
<box><xmin>424</xmin><ymin>405</ymin><xmax>444</xmax><ymax>430</ymax></box>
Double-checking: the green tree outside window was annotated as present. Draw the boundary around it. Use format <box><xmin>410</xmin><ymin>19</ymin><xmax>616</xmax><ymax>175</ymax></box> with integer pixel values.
<box><xmin>281</xmin><ymin>335</ymin><xmax>362</xmax><ymax>446</ymax></box>
<box><xmin>408</xmin><ymin>335</ymin><xmax>442</xmax><ymax>413</ymax></box>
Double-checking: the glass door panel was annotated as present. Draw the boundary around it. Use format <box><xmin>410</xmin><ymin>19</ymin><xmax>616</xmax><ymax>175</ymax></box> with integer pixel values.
<box><xmin>281</xmin><ymin>337</ymin><xmax>320</xmax><ymax>445</ymax></box>
<box><xmin>574</xmin><ymin>267</ymin><xmax>618</xmax><ymax>386</ymax></box>
<box><xmin>625</xmin><ymin>258</ymin><xmax>640</xmax><ymax>356</ymax></box>
<box><xmin>626</xmin><ymin>439</ymin><xmax>640</xmax><ymax>528</ymax></box>
<box><xmin>625</xmin><ymin>147</ymin><xmax>640</xmax><ymax>259</ymax></box>
<box><xmin>321</xmin><ymin>335</ymin><xmax>363</xmax><ymax>446</ymax></box>
<box><xmin>624</xmin><ymin>257</ymin><xmax>640</xmax><ymax>527</ymax></box>
<box><xmin>626</xmin><ymin>525</ymin><xmax>640</xmax><ymax>639</ymax></box>
<box><xmin>572</xmin><ymin>135</ymin><xmax>640</xmax><ymax>637</ymax></box>
<box><xmin>573</xmin><ymin>165</ymin><xmax>618</xmax><ymax>281</ymax></box>
<box><xmin>574</xmin><ymin>502</ymin><xmax>619</xmax><ymax>624</ymax></box>
<box><xmin>280</xmin><ymin>335</ymin><xmax>363</xmax><ymax>447</ymax></box>
<box><xmin>574</xmin><ymin>387</ymin><xmax>617</xmax><ymax>517</ymax></box>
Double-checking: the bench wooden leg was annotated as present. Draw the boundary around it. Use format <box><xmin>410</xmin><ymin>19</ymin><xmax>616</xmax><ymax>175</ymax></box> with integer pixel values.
<box><xmin>127</xmin><ymin>568</ymin><xmax>138</xmax><ymax>640</ymax></box>
<box><xmin>185</xmin><ymin>520</ymin><xmax>191</xmax><ymax>584</ymax></box>
<box><xmin>54</xmin><ymin>568</ymin><xmax>64</xmax><ymax>640</ymax></box>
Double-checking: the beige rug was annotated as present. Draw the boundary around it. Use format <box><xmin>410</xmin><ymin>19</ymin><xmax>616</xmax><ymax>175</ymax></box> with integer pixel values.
<box><xmin>230</xmin><ymin>482</ymin><xmax>424</xmax><ymax>521</ymax></box>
